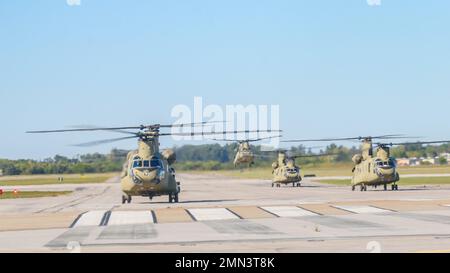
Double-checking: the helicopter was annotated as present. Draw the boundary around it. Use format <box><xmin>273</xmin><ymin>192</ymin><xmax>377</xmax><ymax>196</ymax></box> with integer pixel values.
<box><xmin>27</xmin><ymin>123</ymin><xmax>270</xmax><ymax>204</ymax></box>
<box><xmin>283</xmin><ymin>135</ymin><xmax>450</xmax><ymax>191</ymax></box>
<box><xmin>211</xmin><ymin>135</ymin><xmax>282</xmax><ymax>168</ymax></box>
<box><xmin>270</xmin><ymin>149</ymin><xmax>335</xmax><ymax>188</ymax></box>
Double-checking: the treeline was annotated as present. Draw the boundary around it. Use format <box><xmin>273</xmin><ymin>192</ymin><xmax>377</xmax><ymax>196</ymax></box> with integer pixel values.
<box><xmin>1</xmin><ymin>143</ymin><xmax>448</xmax><ymax>175</ymax></box>
<box><xmin>173</xmin><ymin>143</ymin><xmax>360</xmax><ymax>170</ymax></box>
<box><xmin>0</xmin><ymin>149</ymin><xmax>128</xmax><ymax>176</ymax></box>
<box><xmin>390</xmin><ymin>143</ymin><xmax>450</xmax><ymax>159</ymax></box>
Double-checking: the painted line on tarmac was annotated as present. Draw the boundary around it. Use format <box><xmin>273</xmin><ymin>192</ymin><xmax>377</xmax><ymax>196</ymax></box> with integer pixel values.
<box><xmin>260</xmin><ymin>206</ymin><xmax>319</xmax><ymax>218</ymax></box>
<box><xmin>100</xmin><ymin>211</ymin><xmax>112</xmax><ymax>226</ymax></box>
<box><xmin>72</xmin><ymin>210</ymin><xmax>107</xmax><ymax>227</ymax></box>
<box><xmin>332</xmin><ymin>205</ymin><xmax>392</xmax><ymax>214</ymax></box>
<box><xmin>187</xmin><ymin>208</ymin><xmax>240</xmax><ymax>221</ymax></box>
<box><xmin>107</xmin><ymin>211</ymin><xmax>154</xmax><ymax>226</ymax></box>
<box><xmin>151</xmin><ymin>210</ymin><xmax>158</xmax><ymax>224</ymax></box>
<box><xmin>69</xmin><ymin>211</ymin><xmax>87</xmax><ymax>228</ymax></box>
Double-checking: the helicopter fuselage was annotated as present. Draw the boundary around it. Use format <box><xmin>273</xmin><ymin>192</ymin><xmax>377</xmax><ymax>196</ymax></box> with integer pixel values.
<box><xmin>272</xmin><ymin>155</ymin><xmax>302</xmax><ymax>187</ymax></box>
<box><xmin>352</xmin><ymin>156</ymin><xmax>400</xmax><ymax>189</ymax></box>
<box><xmin>121</xmin><ymin>139</ymin><xmax>180</xmax><ymax>203</ymax></box>
<box><xmin>234</xmin><ymin>142</ymin><xmax>255</xmax><ymax>167</ymax></box>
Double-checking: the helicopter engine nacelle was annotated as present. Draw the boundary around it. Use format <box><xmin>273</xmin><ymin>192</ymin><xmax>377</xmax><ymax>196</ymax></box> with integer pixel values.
<box><xmin>352</xmin><ymin>154</ymin><xmax>363</xmax><ymax>165</ymax></box>
<box><xmin>162</xmin><ymin>149</ymin><xmax>177</xmax><ymax>165</ymax></box>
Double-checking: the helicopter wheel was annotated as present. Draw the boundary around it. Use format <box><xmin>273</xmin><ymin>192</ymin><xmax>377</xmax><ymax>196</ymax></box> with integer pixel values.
<box><xmin>392</xmin><ymin>184</ymin><xmax>399</xmax><ymax>191</ymax></box>
<box><xmin>127</xmin><ymin>196</ymin><xmax>132</xmax><ymax>204</ymax></box>
<box><xmin>296</xmin><ymin>183</ymin><xmax>301</xmax><ymax>187</ymax></box>
<box><xmin>384</xmin><ymin>184</ymin><xmax>388</xmax><ymax>191</ymax></box>
<box><xmin>272</xmin><ymin>183</ymin><xmax>275</xmax><ymax>188</ymax></box>
<box><xmin>168</xmin><ymin>194</ymin><xmax>173</xmax><ymax>203</ymax></box>
<box><xmin>352</xmin><ymin>186</ymin><xmax>356</xmax><ymax>192</ymax></box>
<box><xmin>174</xmin><ymin>193</ymin><xmax>179</xmax><ymax>203</ymax></box>
<box><xmin>122</xmin><ymin>195</ymin><xmax>127</xmax><ymax>204</ymax></box>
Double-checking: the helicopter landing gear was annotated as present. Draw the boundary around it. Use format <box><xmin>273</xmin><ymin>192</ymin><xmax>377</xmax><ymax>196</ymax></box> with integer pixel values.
<box><xmin>352</xmin><ymin>185</ymin><xmax>356</xmax><ymax>192</ymax></box>
<box><xmin>384</xmin><ymin>184</ymin><xmax>388</xmax><ymax>191</ymax></box>
<box><xmin>392</xmin><ymin>184</ymin><xmax>399</xmax><ymax>191</ymax></box>
<box><xmin>295</xmin><ymin>183</ymin><xmax>301</xmax><ymax>187</ymax></box>
<box><xmin>169</xmin><ymin>193</ymin><xmax>179</xmax><ymax>203</ymax></box>
<box><xmin>360</xmin><ymin>184</ymin><xmax>367</xmax><ymax>192</ymax></box>
<box><xmin>122</xmin><ymin>194</ymin><xmax>132</xmax><ymax>204</ymax></box>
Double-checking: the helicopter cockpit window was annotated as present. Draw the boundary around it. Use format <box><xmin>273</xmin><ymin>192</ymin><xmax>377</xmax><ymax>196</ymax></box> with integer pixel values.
<box><xmin>150</xmin><ymin>158</ymin><xmax>163</xmax><ymax>168</ymax></box>
<box><xmin>133</xmin><ymin>160</ymin><xmax>143</xmax><ymax>168</ymax></box>
<box><xmin>143</xmin><ymin>160</ymin><xmax>150</xmax><ymax>168</ymax></box>
<box><xmin>388</xmin><ymin>159</ymin><xmax>396</xmax><ymax>167</ymax></box>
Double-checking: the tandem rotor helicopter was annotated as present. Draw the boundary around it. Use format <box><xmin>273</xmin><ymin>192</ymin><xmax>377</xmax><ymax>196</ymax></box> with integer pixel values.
<box><xmin>27</xmin><ymin>123</ymin><xmax>280</xmax><ymax>204</ymax></box>
<box><xmin>270</xmin><ymin>149</ymin><xmax>335</xmax><ymax>188</ymax></box>
<box><xmin>211</xmin><ymin>135</ymin><xmax>282</xmax><ymax>168</ymax></box>
<box><xmin>283</xmin><ymin>135</ymin><xmax>450</xmax><ymax>192</ymax></box>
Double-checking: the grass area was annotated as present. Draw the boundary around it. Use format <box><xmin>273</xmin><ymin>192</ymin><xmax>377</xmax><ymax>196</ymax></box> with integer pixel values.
<box><xmin>185</xmin><ymin>163</ymin><xmax>354</xmax><ymax>179</ymax></box>
<box><xmin>0</xmin><ymin>173</ymin><xmax>117</xmax><ymax>186</ymax></box>
<box><xmin>318</xmin><ymin>177</ymin><xmax>450</xmax><ymax>187</ymax></box>
<box><xmin>397</xmin><ymin>165</ymin><xmax>450</xmax><ymax>175</ymax></box>
<box><xmin>0</xmin><ymin>191</ymin><xmax>73</xmax><ymax>199</ymax></box>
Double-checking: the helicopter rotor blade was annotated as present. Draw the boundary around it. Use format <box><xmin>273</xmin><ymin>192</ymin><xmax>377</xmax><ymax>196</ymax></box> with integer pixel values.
<box><xmin>72</xmin><ymin>136</ymin><xmax>138</xmax><ymax>147</ymax></box>
<box><xmin>211</xmin><ymin>134</ymin><xmax>282</xmax><ymax>142</ymax></box>
<box><xmin>27</xmin><ymin>121</ymin><xmax>227</xmax><ymax>134</ymax></box>
<box><xmin>159</xmin><ymin>130</ymin><xmax>282</xmax><ymax>137</ymax></box>
<box><xmin>281</xmin><ymin>134</ymin><xmax>411</xmax><ymax>143</ymax></box>
<box><xmin>375</xmin><ymin>140</ymin><xmax>450</xmax><ymax>147</ymax></box>
<box><xmin>291</xmin><ymin>153</ymin><xmax>338</xmax><ymax>159</ymax></box>
<box><xmin>247</xmin><ymin>135</ymin><xmax>283</xmax><ymax>142</ymax></box>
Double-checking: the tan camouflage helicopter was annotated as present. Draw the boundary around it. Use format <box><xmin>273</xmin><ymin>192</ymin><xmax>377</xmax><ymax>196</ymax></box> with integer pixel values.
<box><xmin>27</xmin><ymin>123</ymin><xmax>267</xmax><ymax>204</ymax></box>
<box><xmin>270</xmin><ymin>149</ymin><xmax>335</xmax><ymax>188</ymax></box>
<box><xmin>283</xmin><ymin>135</ymin><xmax>450</xmax><ymax>191</ymax></box>
<box><xmin>211</xmin><ymin>135</ymin><xmax>282</xmax><ymax>168</ymax></box>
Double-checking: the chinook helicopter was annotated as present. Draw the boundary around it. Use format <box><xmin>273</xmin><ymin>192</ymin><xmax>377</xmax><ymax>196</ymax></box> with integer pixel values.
<box><xmin>283</xmin><ymin>136</ymin><xmax>450</xmax><ymax>191</ymax></box>
<box><xmin>27</xmin><ymin>123</ymin><xmax>269</xmax><ymax>204</ymax></box>
<box><xmin>271</xmin><ymin>149</ymin><xmax>335</xmax><ymax>188</ymax></box>
<box><xmin>212</xmin><ymin>135</ymin><xmax>282</xmax><ymax>168</ymax></box>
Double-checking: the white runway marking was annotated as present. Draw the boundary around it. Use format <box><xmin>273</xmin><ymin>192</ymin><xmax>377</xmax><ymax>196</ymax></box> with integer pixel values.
<box><xmin>261</xmin><ymin>206</ymin><xmax>318</xmax><ymax>217</ymax></box>
<box><xmin>73</xmin><ymin>210</ymin><xmax>107</xmax><ymax>227</ymax></box>
<box><xmin>333</xmin><ymin>206</ymin><xmax>391</xmax><ymax>214</ymax></box>
<box><xmin>188</xmin><ymin>208</ymin><xmax>240</xmax><ymax>221</ymax></box>
<box><xmin>107</xmin><ymin>211</ymin><xmax>154</xmax><ymax>226</ymax></box>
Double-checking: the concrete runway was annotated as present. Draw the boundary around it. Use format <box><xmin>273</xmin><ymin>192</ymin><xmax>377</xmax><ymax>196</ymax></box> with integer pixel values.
<box><xmin>1</xmin><ymin>173</ymin><xmax>450</xmax><ymax>253</ymax></box>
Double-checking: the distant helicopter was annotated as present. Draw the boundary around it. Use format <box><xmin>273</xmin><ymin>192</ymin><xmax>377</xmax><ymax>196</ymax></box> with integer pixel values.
<box><xmin>212</xmin><ymin>135</ymin><xmax>282</xmax><ymax>168</ymax></box>
<box><xmin>271</xmin><ymin>149</ymin><xmax>335</xmax><ymax>188</ymax></box>
<box><xmin>283</xmin><ymin>135</ymin><xmax>450</xmax><ymax>191</ymax></box>
<box><xmin>27</xmin><ymin>123</ymin><xmax>269</xmax><ymax>204</ymax></box>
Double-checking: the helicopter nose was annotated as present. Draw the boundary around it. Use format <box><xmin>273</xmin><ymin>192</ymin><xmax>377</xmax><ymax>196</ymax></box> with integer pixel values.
<box><xmin>376</xmin><ymin>167</ymin><xmax>395</xmax><ymax>178</ymax></box>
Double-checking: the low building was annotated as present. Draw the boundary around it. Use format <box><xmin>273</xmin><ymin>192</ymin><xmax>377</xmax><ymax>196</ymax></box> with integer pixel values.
<box><xmin>396</xmin><ymin>158</ymin><xmax>421</xmax><ymax>167</ymax></box>
<box><xmin>421</xmin><ymin>157</ymin><xmax>439</xmax><ymax>165</ymax></box>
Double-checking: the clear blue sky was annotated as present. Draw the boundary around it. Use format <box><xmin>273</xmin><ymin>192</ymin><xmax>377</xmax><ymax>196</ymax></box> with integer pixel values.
<box><xmin>1</xmin><ymin>0</ymin><xmax>449</xmax><ymax>159</ymax></box>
